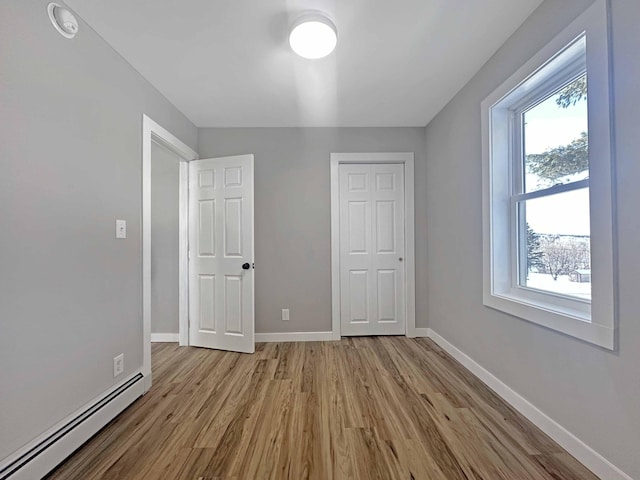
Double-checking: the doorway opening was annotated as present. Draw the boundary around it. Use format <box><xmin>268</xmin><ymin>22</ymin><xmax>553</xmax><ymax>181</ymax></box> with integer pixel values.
<box><xmin>142</xmin><ymin>115</ymin><xmax>198</xmax><ymax>392</ymax></box>
<box><xmin>149</xmin><ymin>140</ymin><xmax>188</xmax><ymax>344</ymax></box>
<box><xmin>142</xmin><ymin>116</ymin><xmax>257</xmax><ymax>392</ymax></box>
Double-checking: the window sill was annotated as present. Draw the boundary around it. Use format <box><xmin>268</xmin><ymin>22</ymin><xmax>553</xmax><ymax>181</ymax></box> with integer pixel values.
<box><xmin>483</xmin><ymin>291</ymin><xmax>614</xmax><ymax>349</ymax></box>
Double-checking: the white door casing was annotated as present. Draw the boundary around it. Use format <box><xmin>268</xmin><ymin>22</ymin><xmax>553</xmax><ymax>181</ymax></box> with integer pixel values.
<box><xmin>188</xmin><ymin>155</ymin><xmax>255</xmax><ymax>353</ymax></box>
<box><xmin>339</xmin><ymin>163</ymin><xmax>406</xmax><ymax>336</ymax></box>
<box><xmin>143</xmin><ymin>115</ymin><xmax>199</xmax><ymax>391</ymax></box>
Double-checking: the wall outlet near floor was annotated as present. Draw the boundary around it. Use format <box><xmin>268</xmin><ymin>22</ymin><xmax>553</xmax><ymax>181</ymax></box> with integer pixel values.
<box><xmin>113</xmin><ymin>353</ymin><xmax>124</xmax><ymax>378</ymax></box>
<box><xmin>282</xmin><ymin>308</ymin><xmax>290</xmax><ymax>321</ymax></box>
<box><xmin>115</xmin><ymin>219</ymin><xmax>127</xmax><ymax>239</ymax></box>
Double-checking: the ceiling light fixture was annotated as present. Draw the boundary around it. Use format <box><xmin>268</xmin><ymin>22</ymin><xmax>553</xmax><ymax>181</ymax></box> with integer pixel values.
<box><xmin>289</xmin><ymin>12</ymin><xmax>337</xmax><ymax>59</ymax></box>
<box><xmin>47</xmin><ymin>3</ymin><xmax>79</xmax><ymax>39</ymax></box>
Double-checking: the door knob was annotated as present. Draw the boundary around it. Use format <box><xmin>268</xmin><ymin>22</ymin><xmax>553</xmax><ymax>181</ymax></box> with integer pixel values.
<box><xmin>242</xmin><ymin>262</ymin><xmax>251</xmax><ymax>270</ymax></box>
<box><xmin>399</xmin><ymin>257</ymin><xmax>403</xmax><ymax>262</ymax></box>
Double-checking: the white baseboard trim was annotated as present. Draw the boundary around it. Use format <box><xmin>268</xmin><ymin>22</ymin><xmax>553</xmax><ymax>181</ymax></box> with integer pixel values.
<box><xmin>410</xmin><ymin>327</ymin><xmax>430</xmax><ymax>338</ymax></box>
<box><xmin>255</xmin><ymin>331</ymin><xmax>336</xmax><ymax>343</ymax></box>
<box><xmin>425</xmin><ymin>328</ymin><xmax>632</xmax><ymax>480</ymax></box>
<box><xmin>0</xmin><ymin>372</ymin><xmax>144</xmax><ymax>480</ymax></box>
<box><xmin>150</xmin><ymin>333</ymin><xmax>179</xmax><ymax>342</ymax></box>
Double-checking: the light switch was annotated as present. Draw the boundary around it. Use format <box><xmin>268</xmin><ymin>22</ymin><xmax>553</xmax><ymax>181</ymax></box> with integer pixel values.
<box><xmin>116</xmin><ymin>220</ymin><xmax>127</xmax><ymax>239</ymax></box>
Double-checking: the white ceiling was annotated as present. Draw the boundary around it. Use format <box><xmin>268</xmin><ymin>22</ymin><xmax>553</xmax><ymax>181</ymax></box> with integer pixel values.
<box><xmin>66</xmin><ymin>0</ymin><xmax>543</xmax><ymax>127</ymax></box>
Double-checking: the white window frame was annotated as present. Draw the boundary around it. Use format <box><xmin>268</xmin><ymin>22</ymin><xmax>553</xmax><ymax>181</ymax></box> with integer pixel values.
<box><xmin>481</xmin><ymin>0</ymin><xmax>616</xmax><ymax>349</ymax></box>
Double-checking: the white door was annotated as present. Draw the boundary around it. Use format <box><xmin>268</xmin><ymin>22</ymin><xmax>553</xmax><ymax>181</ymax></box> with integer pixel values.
<box><xmin>188</xmin><ymin>155</ymin><xmax>255</xmax><ymax>353</ymax></box>
<box><xmin>339</xmin><ymin>163</ymin><xmax>405</xmax><ymax>336</ymax></box>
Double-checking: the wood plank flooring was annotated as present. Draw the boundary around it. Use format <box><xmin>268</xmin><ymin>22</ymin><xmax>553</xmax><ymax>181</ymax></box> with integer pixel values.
<box><xmin>46</xmin><ymin>338</ymin><xmax>598</xmax><ymax>479</ymax></box>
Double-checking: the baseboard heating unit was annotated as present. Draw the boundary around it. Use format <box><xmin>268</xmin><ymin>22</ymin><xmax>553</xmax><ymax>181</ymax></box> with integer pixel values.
<box><xmin>0</xmin><ymin>373</ymin><xmax>144</xmax><ymax>480</ymax></box>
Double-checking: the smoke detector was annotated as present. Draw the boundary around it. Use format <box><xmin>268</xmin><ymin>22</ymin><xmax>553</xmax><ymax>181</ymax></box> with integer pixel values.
<box><xmin>47</xmin><ymin>3</ymin><xmax>79</xmax><ymax>39</ymax></box>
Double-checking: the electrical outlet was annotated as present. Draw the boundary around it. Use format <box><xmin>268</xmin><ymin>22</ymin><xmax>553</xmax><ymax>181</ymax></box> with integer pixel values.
<box><xmin>282</xmin><ymin>308</ymin><xmax>290</xmax><ymax>321</ymax></box>
<box><xmin>113</xmin><ymin>354</ymin><xmax>124</xmax><ymax>378</ymax></box>
<box><xmin>115</xmin><ymin>219</ymin><xmax>127</xmax><ymax>239</ymax></box>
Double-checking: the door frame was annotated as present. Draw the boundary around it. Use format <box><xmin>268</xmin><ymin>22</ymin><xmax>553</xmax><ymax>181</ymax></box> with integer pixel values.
<box><xmin>330</xmin><ymin>152</ymin><xmax>417</xmax><ymax>340</ymax></box>
<box><xmin>142</xmin><ymin>115</ymin><xmax>198</xmax><ymax>392</ymax></box>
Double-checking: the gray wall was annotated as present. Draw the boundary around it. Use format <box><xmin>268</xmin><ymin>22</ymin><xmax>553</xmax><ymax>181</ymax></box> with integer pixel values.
<box><xmin>423</xmin><ymin>0</ymin><xmax>640</xmax><ymax>477</ymax></box>
<box><xmin>151</xmin><ymin>142</ymin><xmax>181</xmax><ymax>334</ymax></box>
<box><xmin>198</xmin><ymin>128</ymin><xmax>427</xmax><ymax>334</ymax></box>
<box><xmin>0</xmin><ymin>1</ymin><xmax>197</xmax><ymax>461</ymax></box>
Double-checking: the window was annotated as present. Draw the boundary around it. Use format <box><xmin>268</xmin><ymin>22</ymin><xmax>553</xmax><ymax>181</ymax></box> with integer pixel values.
<box><xmin>482</xmin><ymin>0</ymin><xmax>615</xmax><ymax>349</ymax></box>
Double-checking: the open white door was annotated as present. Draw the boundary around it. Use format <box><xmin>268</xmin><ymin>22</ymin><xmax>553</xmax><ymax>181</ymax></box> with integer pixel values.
<box><xmin>188</xmin><ymin>155</ymin><xmax>255</xmax><ymax>353</ymax></box>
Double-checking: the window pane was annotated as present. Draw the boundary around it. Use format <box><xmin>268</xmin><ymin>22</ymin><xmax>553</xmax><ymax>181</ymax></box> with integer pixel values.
<box><xmin>519</xmin><ymin>188</ymin><xmax>591</xmax><ymax>300</ymax></box>
<box><xmin>523</xmin><ymin>74</ymin><xmax>588</xmax><ymax>193</ymax></box>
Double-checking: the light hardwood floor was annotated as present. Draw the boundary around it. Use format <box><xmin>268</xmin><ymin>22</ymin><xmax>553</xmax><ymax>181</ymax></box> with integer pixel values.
<box><xmin>47</xmin><ymin>338</ymin><xmax>598</xmax><ymax>479</ymax></box>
